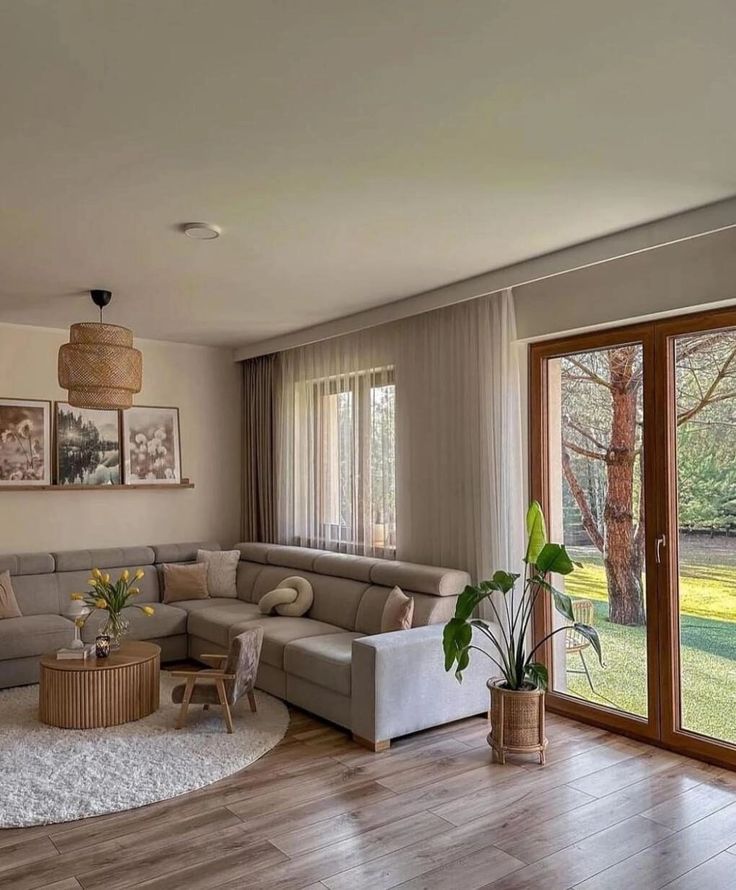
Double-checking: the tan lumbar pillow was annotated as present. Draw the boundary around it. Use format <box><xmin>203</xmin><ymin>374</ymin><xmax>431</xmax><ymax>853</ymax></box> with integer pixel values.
<box><xmin>381</xmin><ymin>586</ymin><xmax>414</xmax><ymax>633</ymax></box>
<box><xmin>161</xmin><ymin>562</ymin><xmax>210</xmax><ymax>604</ymax></box>
<box><xmin>0</xmin><ymin>570</ymin><xmax>22</xmax><ymax>619</ymax></box>
<box><xmin>258</xmin><ymin>576</ymin><xmax>313</xmax><ymax>617</ymax></box>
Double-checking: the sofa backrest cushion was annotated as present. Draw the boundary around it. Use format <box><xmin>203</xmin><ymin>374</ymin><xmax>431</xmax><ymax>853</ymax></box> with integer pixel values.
<box><xmin>54</xmin><ymin>546</ymin><xmax>156</xmax><ymax>573</ymax></box>
<box><xmin>0</xmin><ymin>552</ymin><xmax>58</xmax><ymax>616</ymax></box>
<box><xmin>54</xmin><ymin>545</ymin><xmax>159</xmax><ymax>606</ymax></box>
<box><xmin>236</xmin><ymin>543</ymin><xmax>470</xmax><ymax>596</ymax></box>
<box><xmin>236</xmin><ymin>543</ymin><xmax>469</xmax><ymax>633</ymax></box>
<box><xmin>354</xmin><ymin>584</ymin><xmax>457</xmax><ymax>634</ymax></box>
<box><xmin>236</xmin><ymin>561</ymin><xmax>265</xmax><ymax>602</ymax></box>
<box><xmin>249</xmin><ymin>565</ymin><xmax>368</xmax><ymax>631</ymax></box>
<box><xmin>152</xmin><ymin>542</ymin><xmax>220</xmax><ymax>564</ymax></box>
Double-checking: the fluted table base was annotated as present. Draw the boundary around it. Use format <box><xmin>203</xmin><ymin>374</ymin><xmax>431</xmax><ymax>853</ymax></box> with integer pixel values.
<box><xmin>39</xmin><ymin>642</ymin><xmax>160</xmax><ymax>729</ymax></box>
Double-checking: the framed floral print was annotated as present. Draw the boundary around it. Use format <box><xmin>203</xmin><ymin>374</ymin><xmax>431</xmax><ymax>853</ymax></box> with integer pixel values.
<box><xmin>122</xmin><ymin>405</ymin><xmax>181</xmax><ymax>484</ymax></box>
<box><xmin>0</xmin><ymin>398</ymin><xmax>52</xmax><ymax>486</ymax></box>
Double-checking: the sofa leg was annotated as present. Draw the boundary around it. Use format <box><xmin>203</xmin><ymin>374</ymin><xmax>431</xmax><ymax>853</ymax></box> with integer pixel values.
<box><xmin>352</xmin><ymin>733</ymin><xmax>391</xmax><ymax>752</ymax></box>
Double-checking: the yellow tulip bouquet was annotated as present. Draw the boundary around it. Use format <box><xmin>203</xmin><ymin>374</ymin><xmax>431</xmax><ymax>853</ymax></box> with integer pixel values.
<box><xmin>71</xmin><ymin>567</ymin><xmax>153</xmax><ymax>649</ymax></box>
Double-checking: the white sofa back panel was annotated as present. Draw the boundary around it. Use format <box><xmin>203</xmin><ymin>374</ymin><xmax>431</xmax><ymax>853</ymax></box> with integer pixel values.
<box><xmin>248</xmin><ymin>564</ymin><xmax>368</xmax><ymax>632</ymax></box>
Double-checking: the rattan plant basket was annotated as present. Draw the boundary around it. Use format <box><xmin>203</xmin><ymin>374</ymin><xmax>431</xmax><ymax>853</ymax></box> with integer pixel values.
<box><xmin>487</xmin><ymin>678</ymin><xmax>547</xmax><ymax>765</ymax></box>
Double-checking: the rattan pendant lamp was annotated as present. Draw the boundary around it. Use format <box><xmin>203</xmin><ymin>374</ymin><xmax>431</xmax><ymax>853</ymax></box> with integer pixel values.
<box><xmin>58</xmin><ymin>290</ymin><xmax>143</xmax><ymax>410</ymax></box>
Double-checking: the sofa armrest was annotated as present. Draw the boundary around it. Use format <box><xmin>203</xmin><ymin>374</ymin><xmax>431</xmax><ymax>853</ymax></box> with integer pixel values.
<box><xmin>351</xmin><ymin>624</ymin><xmax>491</xmax><ymax>748</ymax></box>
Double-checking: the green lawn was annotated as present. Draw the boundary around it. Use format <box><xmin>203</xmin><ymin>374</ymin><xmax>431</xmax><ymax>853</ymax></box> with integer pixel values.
<box><xmin>562</xmin><ymin>546</ymin><xmax>736</xmax><ymax>743</ymax></box>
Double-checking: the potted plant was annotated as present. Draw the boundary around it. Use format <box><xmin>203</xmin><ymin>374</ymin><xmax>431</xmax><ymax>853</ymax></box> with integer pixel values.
<box><xmin>71</xmin><ymin>567</ymin><xmax>152</xmax><ymax>649</ymax></box>
<box><xmin>442</xmin><ymin>501</ymin><xmax>602</xmax><ymax>764</ymax></box>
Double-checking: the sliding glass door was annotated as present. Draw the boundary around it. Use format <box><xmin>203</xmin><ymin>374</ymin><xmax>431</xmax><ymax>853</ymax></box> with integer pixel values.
<box><xmin>532</xmin><ymin>308</ymin><xmax>736</xmax><ymax>767</ymax></box>
<box><xmin>532</xmin><ymin>326</ymin><xmax>659</xmax><ymax>742</ymax></box>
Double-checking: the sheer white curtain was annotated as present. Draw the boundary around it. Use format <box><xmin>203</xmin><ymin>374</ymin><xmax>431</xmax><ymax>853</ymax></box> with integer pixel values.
<box><xmin>276</xmin><ymin>326</ymin><xmax>398</xmax><ymax>557</ymax></box>
<box><xmin>274</xmin><ymin>288</ymin><xmax>524</xmax><ymax>580</ymax></box>
<box><xmin>395</xmin><ymin>289</ymin><xmax>524</xmax><ymax>583</ymax></box>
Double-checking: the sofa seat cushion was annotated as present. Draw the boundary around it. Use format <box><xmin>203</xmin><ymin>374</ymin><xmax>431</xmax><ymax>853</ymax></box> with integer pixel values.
<box><xmin>169</xmin><ymin>597</ymin><xmax>243</xmax><ymax>614</ymax></box>
<box><xmin>81</xmin><ymin>603</ymin><xmax>188</xmax><ymax>644</ymax></box>
<box><xmin>229</xmin><ymin>617</ymin><xmax>344</xmax><ymax>671</ymax></box>
<box><xmin>187</xmin><ymin>602</ymin><xmax>263</xmax><ymax>647</ymax></box>
<box><xmin>284</xmin><ymin>632</ymin><xmax>363</xmax><ymax>697</ymax></box>
<box><xmin>0</xmin><ymin>614</ymin><xmax>75</xmax><ymax>660</ymax></box>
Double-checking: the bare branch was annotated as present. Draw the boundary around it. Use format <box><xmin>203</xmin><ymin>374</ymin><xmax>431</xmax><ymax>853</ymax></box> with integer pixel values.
<box><xmin>562</xmin><ymin>357</ymin><xmax>613</xmax><ymax>390</ymax></box>
<box><xmin>563</xmin><ymin>440</ymin><xmax>608</xmax><ymax>462</ymax></box>
<box><xmin>677</xmin><ymin>346</ymin><xmax>736</xmax><ymax>425</ymax></box>
<box><xmin>561</xmin><ymin>449</ymin><xmax>604</xmax><ymax>552</ymax></box>
<box><xmin>564</xmin><ymin>418</ymin><xmax>608</xmax><ymax>452</ymax></box>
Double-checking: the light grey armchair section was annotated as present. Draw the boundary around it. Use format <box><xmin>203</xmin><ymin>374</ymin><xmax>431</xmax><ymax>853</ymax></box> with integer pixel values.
<box><xmin>350</xmin><ymin>624</ymin><xmax>491</xmax><ymax>750</ymax></box>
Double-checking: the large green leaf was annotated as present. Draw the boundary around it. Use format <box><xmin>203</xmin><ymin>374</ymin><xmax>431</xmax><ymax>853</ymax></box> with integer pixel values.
<box><xmin>492</xmin><ymin>571</ymin><xmax>519</xmax><ymax>593</ymax></box>
<box><xmin>454</xmin><ymin>644</ymin><xmax>471</xmax><ymax>682</ymax></box>
<box><xmin>525</xmin><ymin>661</ymin><xmax>549</xmax><ymax>690</ymax></box>
<box><xmin>524</xmin><ymin>501</ymin><xmax>547</xmax><ymax>565</ymax></box>
<box><xmin>574</xmin><ymin>623</ymin><xmax>603</xmax><ymax>664</ymax></box>
<box><xmin>535</xmin><ymin>543</ymin><xmax>575</xmax><ymax>575</ymax></box>
<box><xmin>442</xmin><ymin>618</ymin><xmax>472</xmax><ymax>673</ymax></box>
<box><xmin>454</xmin><ymin>585</ymin><xmax>489</xmax><ymax>622</ymax></box>
<box><xmin>550</xmin><ymin>585</ymin><xmax>576</xmax><ymax>623</ymax></box>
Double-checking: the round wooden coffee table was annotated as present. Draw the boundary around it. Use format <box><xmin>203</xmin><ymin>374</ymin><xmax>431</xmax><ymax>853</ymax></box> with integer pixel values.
<box><xmin>39</xmin><ymin>641</ymin><xmax>160</xmax><ymax>729</ymax></box>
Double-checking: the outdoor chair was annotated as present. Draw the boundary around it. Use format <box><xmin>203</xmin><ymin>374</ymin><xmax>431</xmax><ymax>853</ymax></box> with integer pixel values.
<box><xmin>565</xmin><ymin>598</ymin><xmax>597</xmax><ymax>693</ymax></box>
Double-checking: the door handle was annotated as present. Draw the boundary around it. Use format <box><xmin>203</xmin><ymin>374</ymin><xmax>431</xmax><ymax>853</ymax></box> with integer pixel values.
<box><xmin>655</xmin><ymin>534</ymin><xmax>667</xmax><ymax>564</ymax></box>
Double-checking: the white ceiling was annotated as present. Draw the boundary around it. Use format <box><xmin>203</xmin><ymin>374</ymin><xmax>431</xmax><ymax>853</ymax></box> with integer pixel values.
<box><xmin>1</xmin><ymin>0</ymin><xmax>735</xmax><ymax>348</ymax></box>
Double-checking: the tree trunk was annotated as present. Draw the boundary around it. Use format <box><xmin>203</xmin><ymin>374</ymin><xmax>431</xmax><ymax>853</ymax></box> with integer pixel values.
<box><xmin>604</xmin><ymin>348</ymin><xmax>646</xmax><ymax>626</ymax></box>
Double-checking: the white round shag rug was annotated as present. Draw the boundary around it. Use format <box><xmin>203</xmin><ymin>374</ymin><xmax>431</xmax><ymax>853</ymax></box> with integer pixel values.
<box><xmin>0</xmin><ymin>675</ymin><xmax>289</xmax><ymax>827</ymax></box>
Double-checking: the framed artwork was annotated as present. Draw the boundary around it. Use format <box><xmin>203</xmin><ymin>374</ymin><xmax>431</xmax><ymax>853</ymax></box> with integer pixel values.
<box><xmin>0</xmin><ymin>398</ymin><xmax>51</xmax><ymax>486</ymax></box>
<box><xmin>122</xmin><ymin>405</ymin><xmax>181</xmax><ymax>484</ymax></box>
<box><xmin>55</xmin><ymin>402</ymin><xmax>121</xmax><ymax>486</ymax></box>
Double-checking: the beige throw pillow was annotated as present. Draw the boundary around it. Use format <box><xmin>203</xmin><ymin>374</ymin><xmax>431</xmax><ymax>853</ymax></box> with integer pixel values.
<box><xmin>380</xmin><ymin>586</ymin><xmax>414</xmax><ymax>633</ymax></box>
<box><xmin>197</xmin><ymin>549</ymin><xmax>239</xmax><ymax>598</ymax></box>
<box><xmin>0</xmin><ymin>571</ymin><xmax>22</xmax><ymax>619</ymax></box>
<box><xmin>162</xmin><ymin>562</ymin><xmax>210</xmax><ymax>604</ymax></box>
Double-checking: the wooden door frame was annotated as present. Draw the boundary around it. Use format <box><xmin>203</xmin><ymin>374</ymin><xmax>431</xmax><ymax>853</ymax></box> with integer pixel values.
<box><xmin>530</xmin><ymin>305</ymin><xmax>736</xmax><ymax>769</ymax></box>
<box><xmin>653</xmin><ymin>307</ymin><xmax>736</xmax><ymax>769</ymax></box>
<box><xmin>529</xmin><ymin>321</ymin><xmax>661</xmax><ymax>744</ymax></box>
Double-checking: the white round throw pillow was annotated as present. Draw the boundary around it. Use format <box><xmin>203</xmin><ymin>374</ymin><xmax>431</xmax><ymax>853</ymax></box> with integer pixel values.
<box><xmin>258</xmin><ymin>576</ymin><xmax>314</xmax><ymax>617</ymax></box>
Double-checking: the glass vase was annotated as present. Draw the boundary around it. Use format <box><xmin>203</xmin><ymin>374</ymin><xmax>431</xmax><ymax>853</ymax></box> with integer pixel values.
<box><xmin>101</xmin><ymin>612</ymin><xmax>129</xmax><ymax>650</ymax></box>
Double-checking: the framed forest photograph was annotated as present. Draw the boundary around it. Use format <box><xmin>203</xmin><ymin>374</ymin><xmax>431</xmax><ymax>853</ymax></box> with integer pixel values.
<box><xmin>122</xmin><ymin>405</ymin><xmax>181</xmax><ymax>484</ymax></box>
<box><xmin>0</xmin><ymin>398</ymin><xmax>51</xmax><ymax>486</ymax></box>
<box><xmin>55</xmin><ymin>403</ymin><xmax>121</xmax><ymax>486</ymax></box>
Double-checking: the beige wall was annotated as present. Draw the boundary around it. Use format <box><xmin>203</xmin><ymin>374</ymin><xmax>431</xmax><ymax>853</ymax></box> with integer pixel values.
<box><xmin>0</xmin><ymin>324</ymin><xmax>241</xmax><ymax>554</ymax></box>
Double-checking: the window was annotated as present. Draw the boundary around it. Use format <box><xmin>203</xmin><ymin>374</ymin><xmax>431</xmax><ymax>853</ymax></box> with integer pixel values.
<box><xmin>296</xmin><ymin>367</ymin><xmax>395</xmax><ymax>556</ymax></box>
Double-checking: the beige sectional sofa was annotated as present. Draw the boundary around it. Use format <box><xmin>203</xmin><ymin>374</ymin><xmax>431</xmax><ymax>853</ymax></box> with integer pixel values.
<box><xmin>0</xmin><ymin>541</ymin><xmax>490</xmax><ymax>748</ymax></box>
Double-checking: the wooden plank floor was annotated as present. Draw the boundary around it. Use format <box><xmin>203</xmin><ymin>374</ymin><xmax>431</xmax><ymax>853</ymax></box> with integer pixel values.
<box><xmin>4</xmin><ymin>708</ymin><xmax>736</xmax><ymax>889</ymax></box>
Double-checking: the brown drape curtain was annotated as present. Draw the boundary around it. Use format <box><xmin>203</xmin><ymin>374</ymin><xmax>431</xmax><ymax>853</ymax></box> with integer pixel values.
<box><xmin>241</xmin><ymin>353</ymin><xmax>279</xmax><ymax>543</ymax></box>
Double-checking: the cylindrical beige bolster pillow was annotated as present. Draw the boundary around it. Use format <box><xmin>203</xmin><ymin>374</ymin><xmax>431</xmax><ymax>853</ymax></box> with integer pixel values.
<box><xmin>258</xmin><ymin>575</ymin><xmax>314</xmax><ymax>617</ymax></box>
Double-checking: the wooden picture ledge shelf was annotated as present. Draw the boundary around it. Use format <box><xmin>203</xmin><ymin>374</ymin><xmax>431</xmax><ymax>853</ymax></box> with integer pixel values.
<box><xmin>0</xmin><ymin>478</ymin><xmax>194</xmax><ymax>492</ymax></box>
